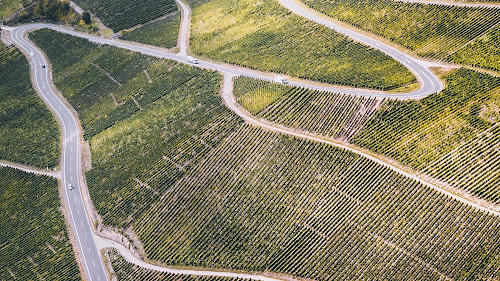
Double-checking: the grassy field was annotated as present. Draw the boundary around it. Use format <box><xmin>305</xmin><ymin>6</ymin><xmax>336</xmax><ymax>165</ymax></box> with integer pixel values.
<box><xmin>72</xmin><ymin>0</ymin><xmax>177</xmax><ymax>31</ymax></box>
<box><xmin>301</xmin><ymin>0</ymin><xmax>500</xmax><ymax>60</ymax></box>
<box><xmin>0</xmin><ymin>44</ymin><xmax>60</xmax><ymax>168</ymax></box>
<box><xmin>234</xmin><ymin>77</ymin><xmax>380</xmax><ymax>140</ymax></box>
<box><xmin>106</xmin><ymin>248</ymin><xmax>237</xmax><ymax>281</ymax></box>
<box><xmin>448</xmin><ymin>25</ymin><xmax>500</xmax><ymax>72</ymax></box>
<box><xmin>30</xmin><ymin>29</ymin><xmax>242</xmax><ymax>228</ymax></box>
<box><xmin>190</xmin><ymin>0</ymin><xmax>415</xmax><ymax>90</ymax></box>
<box><xmin>0</xmin><ymin>167</ymin><xmax>81</xmax><ymax>280</ymax></box>
<box><xmin>121</xmin><ymin>12</ymin><xmax>181</xmax><ymax>49</ymax></box>
<box><xmin>133</xmin><ymin>124</ymin><xmax>500</xmax><ymax>280</ymax></box>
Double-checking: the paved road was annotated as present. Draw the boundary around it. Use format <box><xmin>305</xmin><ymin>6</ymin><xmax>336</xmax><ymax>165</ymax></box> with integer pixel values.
<box><xmin>12</xmin><ymin>22</ymin><xmax>442</xmax><ymax>99</ymax></box>
<box><xmin>10</xmin><ymin>27</ymin><xmax>109</xmax><ymax>281</ymax></box>
<box><xmin>175</xmin><ymin>0</ymin><xmax>190</xmax><ymax>56</ymax></box>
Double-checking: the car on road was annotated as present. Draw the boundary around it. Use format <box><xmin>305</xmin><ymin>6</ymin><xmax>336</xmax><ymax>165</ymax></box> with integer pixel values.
<box><xmin>274</xmin><ymin>76</ymin><xmax>288</xmax><ymax>84</ymax></box>
<box><xmin>187</xmin><ymin>56</ymin><xmax>198</xmax><ymax>64</ymax></box>
<box><xmin>42</xmin><ymin>64</ymin><xmax>46</xmax><ymax>68</ymax></box>
<box><xmin>30</xmin><ymin>51</ymin><xmax>34</xmax><ymax>56</ymax></box>
<box><xmin>68</xmin><ymin>184</ymin><xmax>74</xmax><ymax>190</ymax></box>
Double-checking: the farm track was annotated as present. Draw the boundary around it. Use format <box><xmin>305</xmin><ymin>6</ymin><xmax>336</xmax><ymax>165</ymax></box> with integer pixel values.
<box><xmin>4</xmin><ymin>0</ymin><xmax>500</xmax><ymax>279</ymax></box>
<box><xmin>0</xmin><ymin>161</ymin><xmax>61</xmax><ymax>179</ymax></box>
<box><xmin>393</xmin><ymin>0</ymin><xmax>500</xmax><ymax>8</ymax></box>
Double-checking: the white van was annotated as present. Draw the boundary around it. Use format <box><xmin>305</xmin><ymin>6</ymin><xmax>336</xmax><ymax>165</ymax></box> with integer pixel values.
<box><xmin>187</xmin><ymin>56</ymin><xmax>198</xmax><ymax>64</ymax></box>
<box><xmin>274</xmin><ymin>76</ymin><xmax>288</xmax><ymax>84</ymax></box>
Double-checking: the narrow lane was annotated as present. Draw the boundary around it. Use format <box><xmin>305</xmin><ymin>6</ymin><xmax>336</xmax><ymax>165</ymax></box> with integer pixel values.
<box><xmin>10</xmin><ymin>27</ymin><xmax>109</xmax><ymax>281</ymax></box>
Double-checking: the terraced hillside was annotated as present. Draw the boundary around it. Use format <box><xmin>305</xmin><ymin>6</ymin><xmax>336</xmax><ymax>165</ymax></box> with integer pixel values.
<box><xmin>0</xmin><ymin>167</ymin><xmax>81</xmax><ymax>280</ymax></box>
<box><xmin>30</xmin><ymin>29</ymin><xmax>242</xmax><ymax>227</ymax></box>
<box><xmin>121</xmin><ymin>12</ymin><xmax>181</xmax><ymax>49</ymax></box>
<box><xmin>0</xmin><ymin>0</ymin><xmax>32</xmax><ymax>19</ymax></box>
<box><xmin>30</xmin><ymin>23</ymin><xmax>500</xmax><ymax>281</ymax></box>
<box><xmin>105</xmin><ymin>249</ymin><xmax>237</xmax><ymax>281</ymax></box>
<box><xmin>72</xmin><ymin>0</ymin><xmax>178</xmax><ymax>31</ymax></box>
<box><xmin>0</xmin><ymin>44</ymin><xmax>59</xmax><ymax>168</ymax></box>
<box><xmin>234</xmin><ymin>77</ymin><xmax>380</xmax><ymax>140</ymax></box>
<box><xmin>190</xmin><ymin>0</ymin><xmax>415</xmax><ymax>90</ymax></box>
<box><xmin>301</xmin><ymin>0</ymin><xmax>500</xmax><ymax>60</ymax></box>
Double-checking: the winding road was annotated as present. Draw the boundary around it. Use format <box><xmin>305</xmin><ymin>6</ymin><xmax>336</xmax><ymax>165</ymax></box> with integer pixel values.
<box><xmin>3</xmin><ymin>0</ymin><xmax>499</xmax><ymax>280</ymax></box>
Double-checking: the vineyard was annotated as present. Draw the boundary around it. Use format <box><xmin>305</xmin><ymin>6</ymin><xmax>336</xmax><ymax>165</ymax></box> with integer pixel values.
<box><xmin>448</xmin><ymin>24</ymin><xmax>500</xmax><ymax>72</ymax></box>
<box><xmin>131</xmin><ymin>124</ymin><xmax>500</xmax><ymax>280</ymax></box>
<box><xmin>300</xmin><ymin>0</ymin><xmax>500</xmax><ymax>59</ymax></box>
<box><xmin>0</xmin><ymin>167</ymin><xmax>81</xmax><ymax>280</ymax></box>
<box><xmin>72</xmin><ymin>0</ymin><xmax>177</xmax><ymax>31</ymax></box>
<box><xmin>190</xmin><ymin>0</ymin><xmax>415</xmax><ymax>90</ymax></box>
<box><xmin>121</xmin><ymin>12</ymin><xmax>181</xmax><ymax>49</ymax></box>
<box><xmin>30</xmin><ymin>29</ymin><xmax>243</xmax><ymax>227</ymax></box>
<box><xmin>234</xmin><ymin>77</ymin><xmax>380</xmax><ymax>140</ymax></box>
<box><xmin>352</xmin><ymin>68</ymin><xmax>500</xmax><ymax>169</ymax></box>
<box><xmin>0</xmin><ymin>44</ymin><xmax>60</xmax><ymax>168</ymax></box>
<box><xmin>105</xmin><ymin>249</ymin><xmax>237</xmax><ymax>281</ymax></box>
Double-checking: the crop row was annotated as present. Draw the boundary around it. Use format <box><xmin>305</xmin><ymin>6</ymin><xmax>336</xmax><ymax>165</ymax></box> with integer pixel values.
<box><xmin>31</xmin><ymin>29</ymin><xmax>243</xmax><ymax>228</ymax></box>
<box><xmin>73</xmin><ymin>0</ymin><xmax>177</xmax><ymax>31</ymax></box>
<box><xmin>132</xmin><ymin>124</ymin><xmax>500</xmax><ymax>280</ymax></box>
<box><xmin>0</xmin><ymin>44</ymin><xmax>60</xmax><ymax>168</ymax></box>
<box><xmin>105</xmin><ymin>248</ymin><xmax>238</xmax><ymax>281</ymax></box>
<box><xmin>301</xmin><ymin>0</ymin><xmax>500</xmax><ymax>60</ymax></box>
<box><xmin>0</xmin><ymin>167</ymin><xmax>81</xmax><ymax>280</ymax></box>
<box><xmin>121</xmin><ymin>12</ymin><xmax>181</xmax><ymax>49</ymax></box>
<box><xmin>234</xmin><ymin>77</ymin><xmax>381</xmax><ymax>140</ymax></box>
<box><xmin>191</xmin><ymin>0</ymin><xmax>415</xmax><ymax>90</ymax></box>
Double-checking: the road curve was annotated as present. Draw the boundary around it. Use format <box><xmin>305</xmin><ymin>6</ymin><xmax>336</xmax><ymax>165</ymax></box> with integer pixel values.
<box><xmin>221</xmin><ymin>73</ymin><xmax>500</xmax><ymax>217</ymax></box>
<box><xmin>10</xmin><ymin>27</ymin><xmax>109</xmax><ymax>281</ymax></box>
<box><xmin>94</xmin><ymin>235</ymin><xmax>285</xmax><ymax>281</ymax></box>
<box><xmin>279</xmin><ymin>0</ymin><xmax>443</xmax><ymax>99</ymax></box>
<box><xmin>12</xmin><ymin>22</ymin><xmax>440</xmax><ymax>99</ymax></box>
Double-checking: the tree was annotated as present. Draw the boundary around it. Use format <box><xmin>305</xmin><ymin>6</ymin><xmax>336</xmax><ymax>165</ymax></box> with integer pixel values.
<box><xmin>82</xmin><ymin>11</ymin><xmax>91</xmax><ymax>24</ymax></box>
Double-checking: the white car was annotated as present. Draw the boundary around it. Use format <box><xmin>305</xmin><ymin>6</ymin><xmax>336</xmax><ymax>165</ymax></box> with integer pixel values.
<box><xmin>30</xmin><ymin>51</ymin><xmax>34</xmax><ymax>56</ymax></box>
<box><xmin>68</xmin><ymin>184</ymin><xmax>74</xmax><ymax>190</ymax></box>
<box><xmin>274</xmin><ymin>76</ymin><xmax>288</xmax><ymax>84</ymax></box>
<box><xmin>187</xmin><ymin>56</ymin><xmax>198</xmax><ymax>64</ymax></box>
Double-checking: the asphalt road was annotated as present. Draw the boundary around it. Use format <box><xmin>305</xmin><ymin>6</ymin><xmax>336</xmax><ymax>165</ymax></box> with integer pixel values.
<box><xmin>10</xmin><ymin>27</ymin><xmax>109</xmax><ymax>281</ymax></box>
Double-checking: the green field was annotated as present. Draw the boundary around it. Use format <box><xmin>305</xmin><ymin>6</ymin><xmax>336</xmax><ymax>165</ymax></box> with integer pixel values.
<box><xmin>448</xmin><ymin>25</ymin><xmax>500</xmax><ymax>72</ymax></box>
<box><xmin>30</xmin><ymin>29</ymin><xmax>242</xmax><ymax>228</ymax></box>
<box><xmin>301</xmin><ymin>0</ymin><xmax>500</xmax><ymax>59</ymax></box>
<box><xmin>121</xmin><ymin>12</ymin><xmax>181</xmax><ymax>49</ymax></box>
<box><xmin>234</xmin><ymin>77</ymin><xmax>380</xmax><ymax>139</ymax></box>
<box><xmin>72</xmin><ymin>0</ymin><xmax>177</xmax><ymax>31</ymax></box>
<box><xmin>0</xmin><ymin>167</ymin><xmax>81</xmax><ymax>280</ymax></box>
<box><xmin>106</xmin><ymin>248</ymin><xmax>236</xmax><ymax>281</ymax></box>
<box><xmin>190</xmin><ymin>0</ymin><xmax>415</xmax><ymax>90</ymax></box>
<box><xmin>133</xmin><ymin>124</ymin><xmax>500</xmax><ymax>280</ymax></box>
<box><xmin>32</xmin><ymin>29</ymin><xmax>500</xmax><ymax>280</ymax></box>
<box><xmin>0</xmin><ymin>44</ymin><xmax>60</xmax><ymax>168</ymax></box>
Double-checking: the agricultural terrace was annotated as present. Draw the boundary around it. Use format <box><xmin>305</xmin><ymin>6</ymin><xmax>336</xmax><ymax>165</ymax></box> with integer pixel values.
<box><xmin>134</xmin><ymin>124</ymin><xmax>500</xmax><ymax>280</ymax></box>
<box><xmin>30</xmin><ymin>29</ymin><xmax>242</xmax><ymax>227</ymax></box>
<box><xmin>72</xmin><ymin>0</ymin><xmax>177</xmax><ymax>31</ymax></box>
<box><xmin>234</xmin><ymin>77</ymin><xmax>380</xmax><ymax>140</ymax></box>
<box><xmin>105</xmin><ymin>249</ymin><xmax>237</xmax><ymax>281</ymax></box>
<box><xmin>352</xmin><ymin>69</ymin><xmax>500</xmax><ymax>201</ymax></box>
<box><xmin>190</xmin><ymin>0</ymin><xmax>416</xmax><ymax>90</ymax></box>
<box><xmin>121</xmin><ymin>12</ymin><xmax>181</xmax><ymax>49</ymax></box>
<box><xmin>301</xmin><ymin>0</ymin><xmax>500</xmax><ymax>60</ymax></box>
<box><xmin>0</xmin><ymin>44</ymin><xmax>59</xmax><ymax>168</ymax></box>
<box><xmin>448</xmin><ymin>25</ymin><xmax>500</xmax><ymax>72</ymax></box>
<box><xmin>0</xmin><ymin>167</ymin><xmax>81</xmax><ymax>280</ymax></box>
